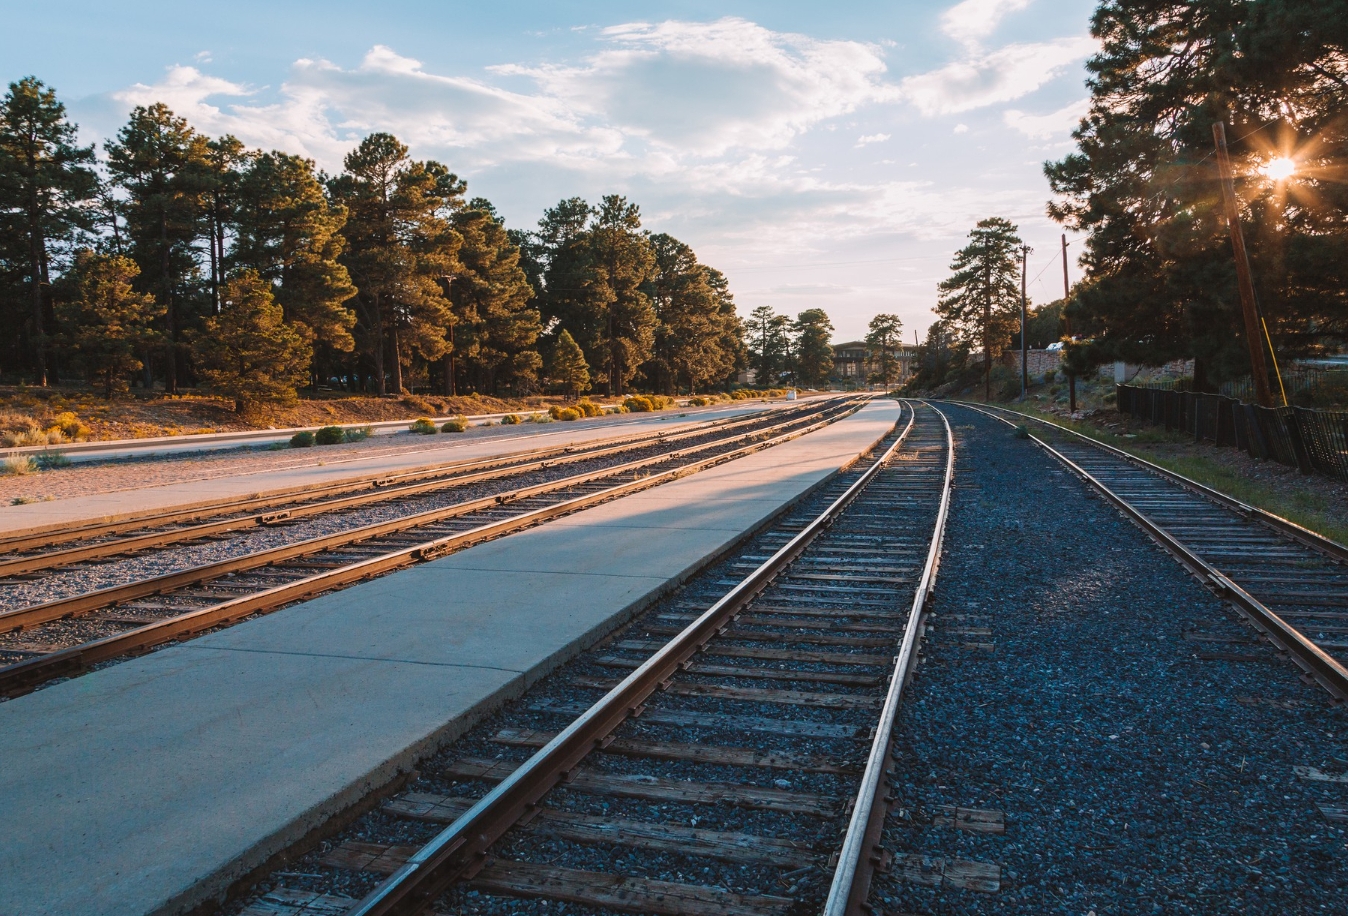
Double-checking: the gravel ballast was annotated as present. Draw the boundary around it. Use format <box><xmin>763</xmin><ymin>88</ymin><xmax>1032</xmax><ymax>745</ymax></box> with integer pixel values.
<box><xmin>867</xmin><ymin>403</ymin><xmax>1348</xmax><ymax>915</ymax></box>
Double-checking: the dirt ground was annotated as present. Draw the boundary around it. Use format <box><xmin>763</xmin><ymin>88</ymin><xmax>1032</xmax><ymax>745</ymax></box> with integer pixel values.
<box><xmin>0</xmin><ymin>385</ymin><xmax>573</xmax><ymax>444</ymax></box>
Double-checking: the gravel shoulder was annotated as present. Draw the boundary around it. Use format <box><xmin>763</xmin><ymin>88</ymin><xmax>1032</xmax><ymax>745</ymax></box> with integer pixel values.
<box><xmin>868</xmin><ymin>404</ymin><xmax>1348</xmax><ymax>915</ymax></box>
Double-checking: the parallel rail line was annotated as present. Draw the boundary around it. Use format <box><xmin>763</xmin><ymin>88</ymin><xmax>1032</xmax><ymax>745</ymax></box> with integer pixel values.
<box><xmin>0</xmin><ymin>399</ymin><xmax>861</xmax><ymax>697</ymax></box>
<box><xmin>957</xmin><ymin>401</ymin><xmax>1348</xmax><ymax>702</ymax></box>
<box><xmin>0</xmin><ymin>404</ymin><xmax>816</xmax><ymax>572</ymax></box>
<box><xmin>231</xmin><ymin>400</ymin><xmax>954</xmax><ymax>916</ymax></box>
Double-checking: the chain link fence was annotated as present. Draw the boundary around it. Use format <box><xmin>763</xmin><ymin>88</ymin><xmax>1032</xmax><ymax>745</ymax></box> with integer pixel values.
<box><xmin>1116</xmin><ymin>385</ymin><xmax>1348</xmax><ymax>482</ymax></box>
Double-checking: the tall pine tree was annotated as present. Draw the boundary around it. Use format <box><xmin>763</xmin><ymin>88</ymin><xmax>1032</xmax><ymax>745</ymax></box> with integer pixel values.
<box><xmin>935</xmin><ymin>218</ymin><xmax>1023</xmax><ymax>399</ymax></box>
<box><xmin>0</xmin><ymin>77</ymin><xmax>98</xmax><ymax>384</ymax></box>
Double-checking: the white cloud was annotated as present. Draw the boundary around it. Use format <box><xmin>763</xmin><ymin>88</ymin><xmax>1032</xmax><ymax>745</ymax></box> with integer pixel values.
<box><xmin>953</xmin><ymin>123</ymin><xmax>969</xmax><ymax>134</ymax></box>
<box><xmin>1003</xmin><ymin>97</ymin><xmax>1089</xmax><ymax>139</ymax></box>
<box><xmin>900</xmin><ymin>37</ymin><xmax>1095</xmax><ymax>116</ymax></box>
<box><xmin>941</xmin><ymin>0</ymin><xmax>1032</xmax><ymax>47</ymax></box>
<box><xmin>105</xmin><ymin>20</ymin><xmax>900</xmax><ymax>170</ymax></box>
<box><xmin>496</xmin><ymin>18</ymin><xmax>898</xmax><ymax>156</ymax></box>
<box><xmin>856</xmin><ymin>133</ymin><xmax>890</xmax><ymax>146</ymax></box>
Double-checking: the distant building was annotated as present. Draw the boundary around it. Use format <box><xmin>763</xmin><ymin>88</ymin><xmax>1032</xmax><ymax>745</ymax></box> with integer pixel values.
<box><xmin>831</xmin><ymin>341</ymin><xmax>915</xmax><ymax>387</ymax></box>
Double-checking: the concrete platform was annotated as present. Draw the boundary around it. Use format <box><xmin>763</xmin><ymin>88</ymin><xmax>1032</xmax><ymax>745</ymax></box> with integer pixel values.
<box><xmin>0</xmin><ymin>399</ymin><xmax>797</xmax><ymax>539</ymax></box>
<box><xmin>0</xmin><ymin>400</ymin><xmax>901</xmax><ymax>916</ymax></box>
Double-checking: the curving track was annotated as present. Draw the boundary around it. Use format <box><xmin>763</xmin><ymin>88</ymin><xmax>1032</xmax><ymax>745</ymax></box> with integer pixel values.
<box><xmin>225</xmin><ymin>400</ymin><xmax>954</xmax><ymax>916</ymax></box>
<box><xmin>958</xmin><ymin>401</ymin><xmax>1348</xmax><ymax>702</ymax></box>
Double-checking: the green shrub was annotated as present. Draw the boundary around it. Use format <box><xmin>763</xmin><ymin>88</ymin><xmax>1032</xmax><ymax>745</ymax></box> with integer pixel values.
<box><xmin>548</xmin><ymin>404</ymin><xmax>566</xmax><ymax>420</ymax></box>
<box><xmin>606</xmin><ymin>406</ymin><xmax>627</xmax><ymax>415</ymax></box>
<box><xmin>1013</xmin><ymin>424</ymin><xmax>1030</xmax><ymax>440</ymax></box>
<box><xmin>648</xmin><ymin>394</ymin><xmax>675</xmax><ymax>410</ymax></box>
<box><xmin>344</xmin><ymin>425</ymin><xmax>374</xmax><ymax>443</ymax></box>
<box><xmin>35</xmin><ymin>450</ymin><xmax>71</xmax><ymax>470</ymax></box>
<box><xmin>624</xmin><ymin>395</ymin><xmax>654</xmax><ymax>412</ymax></box>
<box><xmin>500</xmin><ymin>413</ymin><xmax>521</xmax><ymax>425</ymax></box>
<box><xmin>556</xmin><ymin>407</ymin><xmax>582</xmax><ymax>421</ymax></box>
<box><xmin>410</xmin><ymin>417</ymin><xmax>438</xmax><ymax>435</ymax></box>
<box><xmin>532</xmin><ymin>412</ymin><xmax>552</xmax><ymax>423</ymax></box>
<box><xmin>575</xmin><ymin>399</ymin><xmax>601</xmax><ymax>417</ymax></box>
<box><xmin>315</xmin><ymin>425</ymin><xmax>345</xmax><ymax>445</ymax></box>
<box><xmin>441</xmin><ymin>416</ymin><xmax>469</xmax><ymax>433</ymax></box>
<box><xmin>289</xmin><ymin>431</ymin><xmax>316</xmax><ymax>448</ymax></box>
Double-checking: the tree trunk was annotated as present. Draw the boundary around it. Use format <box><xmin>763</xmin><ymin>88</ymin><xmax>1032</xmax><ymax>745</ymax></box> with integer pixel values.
<box><xmin>389</xmin><ymin>321</ymin><xmax>404</xmax><ymax>394</ymax></box>
<box><xmin>161</xmin><ymin>209</ymin><xmax>178</xmax><ymax>395</ymax></box>
<box><xmin>27</xmin><ymin>188</ymin><xmax>48</xmax><ymax>387</ymax></box>
<box><xmin>372</xmin><ymin>294</ymin><xmax>387</xmax><ymax>396</ymax></box>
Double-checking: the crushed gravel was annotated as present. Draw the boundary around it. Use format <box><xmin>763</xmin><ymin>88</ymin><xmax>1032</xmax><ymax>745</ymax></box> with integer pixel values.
<box><xmin>867</xmin><ymin>403</ymin><xmax>1348</xmax><ymax>916</ymax></box>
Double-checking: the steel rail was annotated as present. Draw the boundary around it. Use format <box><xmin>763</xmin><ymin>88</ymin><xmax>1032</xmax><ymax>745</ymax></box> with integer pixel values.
<box><xmin>0</xmin><ymin>400</ymin><xmax>857</xmax><ymax>635</ymax></box>
<box><xmin>822</xmin><ymin>402</ymin><xmax>955</xmax><ymax>916</ymax></box>
<box><xmin>0</xmin><ymin>404</ymin><xmax>808</xmax><ymax>557</ymax></box>
<box><xmin>958</xmin><ymin>401</ymin><xmax>1348</xmax><ymax>702</ymax></box>
<box><xmin>0</xmin><ymin>402</ymin><xmax>865</xmax><ymax>696</ymax></box>
<box><xmin>957</xmin><ymin>400</ymin><xmax>1348</xmax><ymax>563</ymax></box>
<box><xmin>343</xmin><ymin>404</ymin><xmax>920</xmax><ymax>916</ymax></box>
<box><xmin>0</xmin><ymin>403</ymin><xmax>831</xmax><ymax>576</ymax></box>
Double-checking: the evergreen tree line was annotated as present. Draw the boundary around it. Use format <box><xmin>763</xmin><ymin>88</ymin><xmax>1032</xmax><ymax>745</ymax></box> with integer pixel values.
<box><xmin>1046</xmin><ymin>0</ymin><xmax>1347</xmax><ymax>387</ymax></box>
<box><xmin>0</xmin><ymin>77</ymin><xmax>748</xmax><ymax>408</ymax></box>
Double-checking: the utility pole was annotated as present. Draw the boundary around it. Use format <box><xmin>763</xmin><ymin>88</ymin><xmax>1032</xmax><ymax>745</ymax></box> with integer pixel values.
<box><xmin>1212</xmin><ymin>122</ymin><xmax>1275</xmax><ymax>408</ymax></box>
<box><xmin>1062</xmin><ymin>234</ymin><xmax>1076</xmax><ymax>414</ymax></box>
<box><xmin>1020</xmin><ymin>244</ymin><xmax>1030</xmax><ymax>399</ymax></box>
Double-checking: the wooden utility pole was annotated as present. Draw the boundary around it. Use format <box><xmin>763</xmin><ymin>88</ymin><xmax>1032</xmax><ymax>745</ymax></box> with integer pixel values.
<box><xmin>1212</xmin><ymin>122</ymin><xmax>1275</xmax><ymax>408</ymax></box>
<box><xmin>1019</xmin><ymin>244</ymin><xmax>1030</xmax><ymax>399</ymax></box>
<box><xmin>1062</xmin><ymin>234</ymin><xmax>1076</xmax><ymax>414</ymax></box>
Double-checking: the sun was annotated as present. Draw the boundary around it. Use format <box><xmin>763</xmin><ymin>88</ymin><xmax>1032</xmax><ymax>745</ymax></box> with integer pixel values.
<box><xmin>1260</xmin><ymin>157</ymin><xmax>1297</xmax><ymax>181</ymax></box>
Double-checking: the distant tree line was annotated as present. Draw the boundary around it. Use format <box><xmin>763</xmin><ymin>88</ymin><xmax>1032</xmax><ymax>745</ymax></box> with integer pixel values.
<box><xmin>743</xmin><ymin>305</ymin><xmax>836</xmax><ymax>388</ymax></box>
<box><xmin>0</xmin><ymin>77</ymin><xmax>748</xmax><ymax>409</ymax></box>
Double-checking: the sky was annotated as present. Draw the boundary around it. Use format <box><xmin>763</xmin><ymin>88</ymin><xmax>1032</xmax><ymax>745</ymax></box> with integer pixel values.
<box><xmin>3</xmin><ymin>0</ymin><xmax>1100</xmax><ymax>342</ymax></box>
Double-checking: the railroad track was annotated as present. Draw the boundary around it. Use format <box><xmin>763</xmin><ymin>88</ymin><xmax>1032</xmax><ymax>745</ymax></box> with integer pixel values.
<box><xmin>231</xmin><ymin>399</ymin><xmax>954</xmax><ymax>916</ymax></box>
<box><xmin>957</xmin><ymin>401</ymin><xmax>1348</xmax><ymax>702</ymax></box>
<box><xmin>0</xmin><ymin>403</ymin><xmax>823</xmax><ymax>567</ymax></box>
<box><xmin>0</xmin><ymin>398</ymin><xmax>862</xmax><ymax>696</ymax></box>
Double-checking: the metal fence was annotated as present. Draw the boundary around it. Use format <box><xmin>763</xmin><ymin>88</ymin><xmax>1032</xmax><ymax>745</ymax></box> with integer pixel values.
<box><xmin>1116</xmin><ymin>385</ymin><xmax>1348</xmax><ymax>481</ymax></box>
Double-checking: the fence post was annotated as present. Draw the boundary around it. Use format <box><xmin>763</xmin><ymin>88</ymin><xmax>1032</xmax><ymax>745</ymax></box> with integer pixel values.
<box><xmin>1285</xmin><ymin>410</ymin><xmax>1314</xmax><ymax>475</ymax></box>
<box><xmin>1245</xmin><ymin>404</ymin><xmax>1270</xmax><ymax>460</ymax></box>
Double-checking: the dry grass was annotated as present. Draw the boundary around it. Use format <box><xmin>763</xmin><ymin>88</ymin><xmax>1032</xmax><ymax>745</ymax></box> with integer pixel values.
<box><xmin>1</xmin><ymin>453</ymin><xmax>37</xmax><ymax>476</ymax></box>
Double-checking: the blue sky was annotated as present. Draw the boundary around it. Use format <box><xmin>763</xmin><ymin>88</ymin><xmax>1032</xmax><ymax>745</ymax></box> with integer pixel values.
<box><xmin>5</xmin><ymin>0</ymin><xmax>1100</xmax><ymax>341</ymax></box>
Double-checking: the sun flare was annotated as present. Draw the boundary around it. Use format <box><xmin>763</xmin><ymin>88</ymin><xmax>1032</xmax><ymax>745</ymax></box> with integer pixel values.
<box><xmin>1260</xmin><ymin>156</ymin><xmax>1297</xmax><ymax>181</ymax></box>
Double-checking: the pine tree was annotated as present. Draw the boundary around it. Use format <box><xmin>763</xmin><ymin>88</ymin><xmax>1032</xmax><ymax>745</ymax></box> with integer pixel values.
<box><xmin>865</xmin><ymin>313</ymin><xmax>904</xmax><ymax>387</ymax></box>
<box><xmin>329</xmin><ymin>133</ymin><xmax>460</xmax><ymax>394</ymax></box>
<box><xmin>746</xmin><ymin>305</ymin><xmax>790</xmax><ymax>386</ymax></box>
<box><xmin>233</xmin><ymin>151</ymin><xmax>356</xmax><ymax>355</ymax></box>
<box><xmin>105</xmin><ymin>103</ymin><xmax>210</xmax><ymax>394</ymax></box>
<box><xmin>538</xmin><ymin>196</ymin><xmax>656</xmax><ymax>396</ymax></box>
<box><xmin>191</xmin><ymin>270</ymin><xmax>311</xmax><ymax>411</ymax></box>
<box><xmin>792</xmin><ymin>308</ymin><xmax>835</xmax><ymax>387</ymax></box>
<box><xmin>935</xmin><ymin>218</ymin><xmax>1023</xmax><ymax>399</ymax></box>
<box><xmin>644</xmin><ymin>233</ymin><xmax>740</xmax><ymax>394</ymax></box>
<box><xmin>1046</xmin><ymin>0</ymin><xmax>1348</xmax><ymax>381</ymax></box>
<box><xmin>548</xmin><ymin>328</ymin><xmax>589</xmax><ymax>397</ymax></box>
<box><xmin>0</xmin><ymin>77</ymin><xmax>99</xmax><ymax>385</ymax></box>
<box><xmin>58</xmin><ymin>252</ymin><xmax>163</xmax><ymax>398</ymax></box>
<box><xmin>447</xmin><ymin>201</ymin><xmax>541</xmax><ymax>395</ymax></box>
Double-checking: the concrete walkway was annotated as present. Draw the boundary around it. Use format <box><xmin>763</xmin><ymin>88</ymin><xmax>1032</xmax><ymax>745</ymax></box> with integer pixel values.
<box><xmin>0</xmin><ymin>400</ymin><xmax>901</xmax><ymax>916</ymax></box>
<box><xmin>0</xmin><ymin>400</ymin><xmax>791</xmax><ymax>539</ymax></box>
